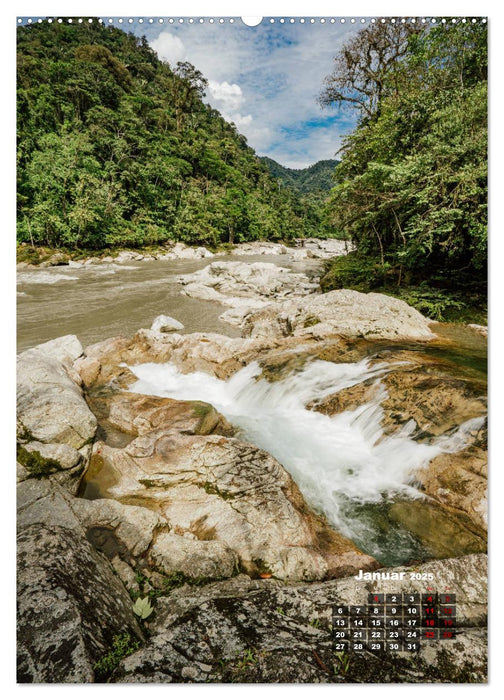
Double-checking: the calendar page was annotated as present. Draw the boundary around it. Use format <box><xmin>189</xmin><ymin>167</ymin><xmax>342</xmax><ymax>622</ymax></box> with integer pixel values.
<box><xmin>16</xmin><ymin>14</ymin><xmax>488</xmax><ymax>684</ymax></box>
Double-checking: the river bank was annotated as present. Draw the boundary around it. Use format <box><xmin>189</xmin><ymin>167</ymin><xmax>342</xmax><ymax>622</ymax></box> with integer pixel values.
<box><xmin>17</xmin><ymin>238</ymin><xmax>351</xmax><ymax>267</ymax></box>
<box><xmin>16</xmin><ymin>252</ymin><xmax>487</xmax><ymax>683</ymax></box>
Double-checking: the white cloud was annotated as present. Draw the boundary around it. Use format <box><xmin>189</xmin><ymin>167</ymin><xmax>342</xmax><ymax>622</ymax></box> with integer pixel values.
<box><xmin>208</xmin><ymin>80</ymin><xmax>244</xmax><ymax>112</ymax></box>
<box><xmin>145</xmin><ymin>22</ymin><xmax>361</xmax><ymax>167</ymax></box>
<box><xmin>150</xmin><ymin>32</ymin><xmax>186</xmax><ymax>66</ymax></box>
<box><xmin>207</xmin><ymin>80</ymin><xmax>255</xmax><ymax>134</ymax></box>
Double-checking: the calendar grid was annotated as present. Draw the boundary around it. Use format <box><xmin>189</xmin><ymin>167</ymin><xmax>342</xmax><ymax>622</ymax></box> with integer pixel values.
<box><xmin>332</xmin><ymin>593</ymin><xmax>457</xmax><ymax>652</ymax></box>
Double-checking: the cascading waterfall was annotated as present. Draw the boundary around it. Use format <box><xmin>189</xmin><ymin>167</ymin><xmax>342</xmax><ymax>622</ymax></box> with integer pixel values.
<box><xmin>128</xmin><ymin>358</ymin><xmax>484</xmax><ymax>564</ymax></box>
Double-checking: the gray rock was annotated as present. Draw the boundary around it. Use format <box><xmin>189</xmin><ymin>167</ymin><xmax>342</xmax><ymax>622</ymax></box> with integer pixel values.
<box><xmin>243</xmin><ymin>289</ymin><xmax>435</xmax><ymax>341</ymax></box>
<box><xmin>178</xmin><ymin>261</ymin><xmax>318</xmax><ymax>324</ymax></box>
<box><xmin>72</xmin><ymin>497</ymin><xmax>167</xmax><ymax>558</ymax></box>
<box><xmin>17</xmin><ymin>523</ymin><xmax>143</xmax><ymax>683</ymax></box>
<box><xmin>111</xmin><ymin>554</ymin><xmax>487</xmax><ymax>684</ymax></box>
<box><xmin>149</xmin><ymin>532</ymin><xmax>238</xmax><ymax>579</ymax></box>
<box><xmin>150</xmin><ymin>314</ymin><xmax>184</xmax><ymax>333</ymax></box>
<box><xmin>17</xmin><ymin>478</ymin><xmax>82</xmax><ymax>531</ymax></box>
<box><xmin>27</xmin><ymin>334</ymin><xmax>84</xmax><ymax>364</ymax></box>
<box><xmin>17</xmin><ymin>345</ymin><xmax>97</xmax><ymax>450</ymax></box>
<box><xmin>159</xmin><ymin>243</ymin><xmax>214</xmax><ymax>260</ymax></box>
<box><xmin>23</xmin><ymin>441</ymin><xmax>82</xmax><ymax>471</ymax></box>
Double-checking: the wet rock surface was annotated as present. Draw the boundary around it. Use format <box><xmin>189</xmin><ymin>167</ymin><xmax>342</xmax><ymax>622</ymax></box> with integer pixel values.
<box><xmin>309</xmin><ymin>347</ymin><xmax>488</xmax><ymax>540</ymax></box>
<box><xmin>417</xmin><ymin>431</ymin><xmax>488</xmax><ymax>534</ymax></box>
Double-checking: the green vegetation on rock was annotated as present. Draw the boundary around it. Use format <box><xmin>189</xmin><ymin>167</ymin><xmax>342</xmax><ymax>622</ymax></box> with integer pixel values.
<box><xmin>131</xmin><ymin>568</ymin><xmax>233</xmax><ymax>603</ymax></box>
<box><xmin>17</xmin><ymin>444</ymin><xmax>62</xmax><ymax>478</ymax></box>
<box><xmin>93</xmin><ymin>632</ymin><xmax>141</xmax><ymax>681</ymax></box>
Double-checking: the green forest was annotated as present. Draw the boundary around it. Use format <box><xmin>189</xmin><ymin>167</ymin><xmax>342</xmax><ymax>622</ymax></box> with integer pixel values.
<box><xmin>17</xmin><ymin>21</ymin><xmax>323</xmax><ymax>251</ymax></box>
<box><xmin>318</xmin><ymin>21</ymin><xmax>487</xmax><ymax>319</ymax></box>
<box><xmin>259</xmin><ymin>157</ymin><xmax>338</xmax><ymax>193</ymax></box>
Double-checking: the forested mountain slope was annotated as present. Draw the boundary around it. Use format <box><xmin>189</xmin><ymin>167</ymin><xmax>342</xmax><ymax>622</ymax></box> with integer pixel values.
<box><xmin>259</xmin><ymin>157</ymin><xmax>339</xmax><ymax>193</ymax></box>
<box><xmin>17</xmin><ymin>21</ymin><xmax>318</xmax><ymax>250</ymax></box>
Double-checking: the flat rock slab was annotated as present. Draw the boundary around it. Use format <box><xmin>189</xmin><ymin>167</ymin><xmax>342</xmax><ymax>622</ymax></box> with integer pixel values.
<box><xmin>243</xmin><ymin>289</ymin><xmax>435</xmax><ymax>341</ymax></box>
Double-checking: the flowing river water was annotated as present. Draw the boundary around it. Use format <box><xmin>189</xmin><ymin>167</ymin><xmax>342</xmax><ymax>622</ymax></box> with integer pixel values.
<box><xmin>17</xmin><ymin>253</ymin><xmax>320</xmax><ymax>352</ymax></box>
<box><xmin>17</xmin><ymin>253</ymin><xmax>487</xmax><ymax>566</ymax></box>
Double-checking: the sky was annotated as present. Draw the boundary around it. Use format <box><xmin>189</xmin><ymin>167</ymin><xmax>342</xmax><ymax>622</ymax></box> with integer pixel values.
<box><xmin>126</xmin><ymin>18</ymin><xmax>363</xmax><ymax>168</ymax></box>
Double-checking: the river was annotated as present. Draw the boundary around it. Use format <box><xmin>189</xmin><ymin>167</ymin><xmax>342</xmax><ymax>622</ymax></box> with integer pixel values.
<box><xmin>16</xmin><ymin>253</ymin><xmax>320</xmax><ymax>352</ymax></box>
<box><xmin>18</xmin><ymin>253</ymin><xmax>487</xmax><ymax>567</ymax></box>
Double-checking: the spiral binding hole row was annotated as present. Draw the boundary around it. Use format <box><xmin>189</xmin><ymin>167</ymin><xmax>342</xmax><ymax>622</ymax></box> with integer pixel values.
<box><xmin>17</xmin><ymin>17</ymin><xmax>488</xmax><ymax>26</ymax></box>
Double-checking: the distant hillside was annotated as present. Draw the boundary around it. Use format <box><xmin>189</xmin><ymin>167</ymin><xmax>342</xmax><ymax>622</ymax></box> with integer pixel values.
<box><xmin>260</xmin><ymin>157</ymin><xmax>339</xmax><ymax>193</ymax></box>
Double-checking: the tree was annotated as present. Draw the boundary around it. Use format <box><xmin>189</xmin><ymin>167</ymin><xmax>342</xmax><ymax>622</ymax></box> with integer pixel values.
<box><xmin>321</xmin><ymin>22</ymin><xmax>487</xmax><ymax>290</ymax></box>
<box><xmin>172</xmin><ymin>61</ymin><xmax>208</xmax><ymax>131</ymax></box>
<box><xmin>319</xmin><ymin>21</ymin><xmax>421</xmax><ymax>118</ymax></box>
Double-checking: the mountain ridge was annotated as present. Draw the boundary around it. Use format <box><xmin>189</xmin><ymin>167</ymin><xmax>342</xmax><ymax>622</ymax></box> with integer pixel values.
<box><xmin>259</xmin><ymin>157</ymin><xmax>339</xmax><ymax>194</ymax></box>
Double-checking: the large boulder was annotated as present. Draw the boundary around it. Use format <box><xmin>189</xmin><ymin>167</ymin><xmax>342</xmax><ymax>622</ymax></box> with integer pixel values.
<box><xmin>17</xmin><ymin>337</ymin><xmax>97</xmax><ymax>451</ymax></box>
<box><xmin>243</xmin><ymin>289</ymin><xmax>435</xmax><ymax>341</ymax></box>
<box><xmin>17</xmin><ymin>523</ymin><xmax>143</xmax><ymax>683</ymax></box>
<box><xmin>102</xmin><ymin>392</ymin><xmax>234</xmax><ymax>439</ymax></box>
<box><xmin>81</xmin><ymin>388</ymin><xmax>377</xmax><ymax>584</ymax></box>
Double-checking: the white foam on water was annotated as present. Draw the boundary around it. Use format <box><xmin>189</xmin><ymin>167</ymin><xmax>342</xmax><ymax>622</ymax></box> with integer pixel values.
<box><xmin>17</xmin><ymin>271</ymin><xmax>80</xmax><ymax>284</ymax></box>
<box><xmin>89</xmin><ymin>263</ymin><xmax>139</xmax><ymax>275</ymax></box>
<box><xmin>128</xmin><ymin>358</ymin><xmax>484</xmax><ymax>542</ymax></box>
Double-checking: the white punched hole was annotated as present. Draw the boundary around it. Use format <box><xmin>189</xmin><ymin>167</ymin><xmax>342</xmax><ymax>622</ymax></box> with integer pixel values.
<box><xmin>241</xmin><ymin>16</ymin><xmax>263</xmax><ymax>27</ymax></box>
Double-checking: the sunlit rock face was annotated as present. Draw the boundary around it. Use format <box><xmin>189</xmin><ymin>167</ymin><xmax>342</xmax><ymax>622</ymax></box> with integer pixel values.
<box><xmin>243</xmin><ymin>288</ymin><xmax>436</xmax><ymax>341</ymax></box>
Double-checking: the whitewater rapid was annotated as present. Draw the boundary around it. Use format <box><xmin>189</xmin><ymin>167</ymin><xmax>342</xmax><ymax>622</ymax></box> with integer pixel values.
<box><xmin>128</xmin><ymin>358</ymin><xmax>483</xmax><ymax>560</ymax></box>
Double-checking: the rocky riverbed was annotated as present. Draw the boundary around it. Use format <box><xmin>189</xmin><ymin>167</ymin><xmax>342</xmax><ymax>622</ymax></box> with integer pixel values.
<box><xmin>17</xmin><ymin>253</ymin><xmax>487</xmax><ymax>683</ymax></box>
<box><xmin>17</xmin><ymin>238</ymin><xmax>353</xmax><ymax>269</ymax></box>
